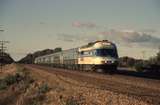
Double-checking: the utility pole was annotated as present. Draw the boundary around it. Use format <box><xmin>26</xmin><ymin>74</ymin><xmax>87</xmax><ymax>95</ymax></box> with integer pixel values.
<box><xmin>0</xmin><ymin>41</ymin><xmax>9</xmax><ymax>72</ymax></box>
<box><xmin>142</xmin><ymin>50</ymin><xmax>146</xmax><ymax>60</ymax></box>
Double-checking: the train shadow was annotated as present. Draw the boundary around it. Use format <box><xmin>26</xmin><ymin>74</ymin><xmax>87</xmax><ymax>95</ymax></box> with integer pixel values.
<box><xmin>116</xmin><ymin>68</ymin><xmax>160</xmax><ymax>80</ymax></box>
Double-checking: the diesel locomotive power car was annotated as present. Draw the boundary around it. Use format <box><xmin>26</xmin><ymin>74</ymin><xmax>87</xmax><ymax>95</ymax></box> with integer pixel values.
<box><xmin>34</xmin><ymin>40</ymin><xmax>118</xmax><ymax>72</ymax></box>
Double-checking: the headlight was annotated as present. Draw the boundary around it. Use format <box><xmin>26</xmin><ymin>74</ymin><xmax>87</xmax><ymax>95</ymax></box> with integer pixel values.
<box><xmin>106</xmin><ymin>60</ymin><xmax>112</xmax><ymax>64</ymax></box>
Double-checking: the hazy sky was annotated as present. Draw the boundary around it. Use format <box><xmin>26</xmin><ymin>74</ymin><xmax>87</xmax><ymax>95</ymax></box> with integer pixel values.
<box><xmin>0</xmin><ymin>0</ymin><xmax>160</xmax><ymax>60</ymax></box>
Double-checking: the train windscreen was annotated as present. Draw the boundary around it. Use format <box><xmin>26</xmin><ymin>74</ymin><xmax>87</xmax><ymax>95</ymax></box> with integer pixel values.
<box><xmin>96</xmin><ymin>49</ymin><xmax>118</xmax><ymax>58</ymax></box>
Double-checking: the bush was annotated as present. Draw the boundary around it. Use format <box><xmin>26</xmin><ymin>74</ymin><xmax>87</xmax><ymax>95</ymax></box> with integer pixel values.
<box><xmin>0</xmin><ymin>69</ymin><xmax>34</xmax><ymax>90</ymax></box>
<box><xmin>0</xmin><ymin>74</ymin><xmax>17</xmax><ymax>90</ymax></box>
<box><xmin>17</xmin><ymin>67</ymin><xmax>34</xmax><ymax>84</ymax></box>
<box><xmin>134</xmin><ymin>62</ymin><xmax>144</xmax><ymax>72</ymax></box>
<box><xmin>0</xmin><ymin>80</ymin><xmax>7</xmax><ymax>90</ymax></box>
<box><xmin>38</xmin><ymin>83</ymin><xmax>49</xmax><ymax>94</ymax></box>
<box><xmin>5</xmin><ymin>74</ymin><xmax>17</xmax><ymax>85</ymax></box>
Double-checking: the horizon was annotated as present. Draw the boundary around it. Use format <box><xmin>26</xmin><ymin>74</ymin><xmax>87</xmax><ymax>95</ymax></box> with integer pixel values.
<box><xmin>9</xmin><ymin>41</ymin><xmax>160</xmax><ymax>62</ymax></box>
<box><xmin>0</xmin><ymin>0</ymin><xmax>160</xmax><ymax>61</ymax></box>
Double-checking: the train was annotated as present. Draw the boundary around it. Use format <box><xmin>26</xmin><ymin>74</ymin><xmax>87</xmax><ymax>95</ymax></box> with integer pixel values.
<box><xmin>34</xmin><ymin>40</ymin><xmax>119</xmax><ymax>72</ymax></box>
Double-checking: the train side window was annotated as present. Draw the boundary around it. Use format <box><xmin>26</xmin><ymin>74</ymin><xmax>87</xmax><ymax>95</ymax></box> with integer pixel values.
<box><xmin>84</xmin><ymin>51</ymin><xmax>89</xmax><ymax>55</ymax></box>
<box><xmin>79</xmin><ymin>51</ymin><xmax>95</xmax><ymax>56</ymax></box>
<box><xmin>80</xmin><ymin>51</ymin><xmax>84</xmax><ymax>55</ymax></box>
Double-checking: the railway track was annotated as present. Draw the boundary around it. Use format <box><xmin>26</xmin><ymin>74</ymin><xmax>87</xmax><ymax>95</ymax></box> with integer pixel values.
<box><xmin>24</xmin><ymin>64</ymin><xmax>160</xmax><ymax>104</ymax></box>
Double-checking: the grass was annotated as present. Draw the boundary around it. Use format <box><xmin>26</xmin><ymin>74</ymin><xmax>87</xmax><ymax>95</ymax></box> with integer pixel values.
<box><xmin>0</xmin><ymin>79</ymin><xmax>7</xmax><ymax>90</ymax></box>
<box><xmin>15</xmin><ymin>66</ymin><xmax>50</xmax><ymax>105</ymax></box>
<box><xmin>0</xmin><ymin>66</ymin><xmax>34</xmax><ymax>90</ymax></box>
<box><xmin>0</xmin><ymin>65</ymin><xmax>52</xmax><ymax>105</ymax></box>
<box><xmin>66</xmin><ymin>96</ymin><xmax>80</xmax><ymax>105</ymax></box>
<box><xmin>0</xmin><ymin>74</ymin><xmax>18</xmax><ymax>90</ymax></box>
<box><xmin>26</xmin><ymin>83</ymin><xmax>50</xmax><ymax>105</ymax></box>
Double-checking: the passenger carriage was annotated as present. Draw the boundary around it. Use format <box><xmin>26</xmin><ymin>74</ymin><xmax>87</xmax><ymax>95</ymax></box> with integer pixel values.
<box><xmin>34</xmin><ymin>40</ymin><xmax>118</xmax><ymax>72</ymax></box>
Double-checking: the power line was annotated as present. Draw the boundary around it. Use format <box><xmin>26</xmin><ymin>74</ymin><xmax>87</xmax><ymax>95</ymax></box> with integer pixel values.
<box><xmin>0</xmin><ymin>40</ymin><xmax>9</xmax><ymax>72</ymax></box>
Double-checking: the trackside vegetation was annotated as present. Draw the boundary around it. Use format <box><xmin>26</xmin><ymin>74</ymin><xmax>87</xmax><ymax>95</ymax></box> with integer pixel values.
<box><xmin>119</xmin><ymin>49</ymin><xmax>160</xmax><ymax>73</ymax></box>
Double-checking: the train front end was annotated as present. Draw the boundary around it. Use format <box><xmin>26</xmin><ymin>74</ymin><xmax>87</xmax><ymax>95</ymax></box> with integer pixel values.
<box><xmin>78</xmin><ymin>40</ymin><xmax>118</xmax><ymax>71</ymax></box>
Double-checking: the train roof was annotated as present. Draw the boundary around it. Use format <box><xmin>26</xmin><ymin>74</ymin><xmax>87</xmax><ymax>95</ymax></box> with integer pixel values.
<box><xmin>79</xmin><ymin>40</ymin><xmax>116</xmax><ymax>51</ymax></box>
<box><xmin>35</xmin><ymin>40</ymin><xmax>116</xmax><ymax>59</ymax></box>
<box><xmin>35</xmin><ymin>48</ymin><xmax>79</xmax><ymax>59</ymax></box>
<box><xmin>80</xmin><ymin>40</ymin><xmax>113</xmax><ymax>48</ymax></box>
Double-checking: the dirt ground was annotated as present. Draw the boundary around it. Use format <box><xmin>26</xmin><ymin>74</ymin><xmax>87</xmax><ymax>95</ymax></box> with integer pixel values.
<box><xmin>0</xmin><ymin>64</ymin><xmax>159</xmax><ymax>105</ymax></box>
<box><xmin>0</xmin><ymin>64</ymin><xmax>17</xmax><ymax>78</ymax></box>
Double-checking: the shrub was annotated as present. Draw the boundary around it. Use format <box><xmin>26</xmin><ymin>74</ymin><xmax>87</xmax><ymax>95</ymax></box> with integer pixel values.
<box><xmin>0</xmin><ymin>68</ymin><xmax>34</xmax><ymax>90</ymax></box>
<box><xmin>0</xmin><ymin>80</ymin><xmax>7</xmax><ymax>90</ymax></box>
<box><xmin>0</xmin><ymin>74</ymin><xmax>17</xmax><ymax>90</ymax></box>
<box><xmin>38</xmin><ymin>83</ymin><xmax>49</xmax><ymax>94</ymax></box>
<box><xmin>4</xmin><ymin>74</ymin><xmax>17</xmax><ymax>85</ymax></box>
<box><xmin>134</xmin><ymin>62</ymin><xmax>144</xmax><ymax>72</ymax></box>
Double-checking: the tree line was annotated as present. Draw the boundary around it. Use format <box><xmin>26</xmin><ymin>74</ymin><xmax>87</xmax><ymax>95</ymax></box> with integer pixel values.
<box><xmin>18</xmin><ymin>47</ymin><xmax>62</xmax><ymax>64</ymax></box>
<box><xmin>119</xmin><ymin>49</ymin><xmax>160</xmax><ymax>73</ymax></box>
<box><xmin>0</xmin><ymin>52</ymin><xmax>14</xmax><ymax>64</ymax></box>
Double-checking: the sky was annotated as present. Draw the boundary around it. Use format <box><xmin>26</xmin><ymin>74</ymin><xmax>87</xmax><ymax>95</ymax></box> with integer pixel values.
<box><xmin>0</xmin><ymin>0</ymin><xmax>160</xmax><ymax>61</ymax></box>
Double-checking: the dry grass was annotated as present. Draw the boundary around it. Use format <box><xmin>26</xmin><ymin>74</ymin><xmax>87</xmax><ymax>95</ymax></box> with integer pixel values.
<box><xmin>25</xmin><ymin>65</ymin><xmax>154</xmax><ymax>105</ymax></box>
<box><xmin>0</xmin><ymin>64</ymin><xmax>157</xmax><ymax>105</ymax></box>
